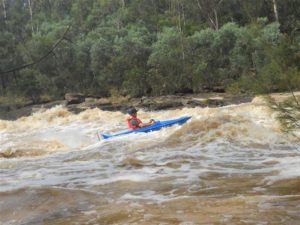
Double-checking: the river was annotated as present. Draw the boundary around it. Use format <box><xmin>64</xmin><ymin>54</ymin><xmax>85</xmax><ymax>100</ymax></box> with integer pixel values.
<box><xmin>1</xmin><ymin>97</ymin><xmax>300</xmax><ymax>225</ymax></box>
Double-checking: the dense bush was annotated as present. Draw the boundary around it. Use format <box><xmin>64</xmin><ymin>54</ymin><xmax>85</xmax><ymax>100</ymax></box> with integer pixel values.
<box><xmin>1</xmin><ymin>0</ymin><xmax>300</xmax><ymax>100</ymax></box>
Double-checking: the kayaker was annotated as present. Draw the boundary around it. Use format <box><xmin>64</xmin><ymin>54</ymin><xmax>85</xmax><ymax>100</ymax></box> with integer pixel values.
<box><xmin>126</xmin><ymin>107</ymin><xmax>155</xmax><ymax>129</ymax></box>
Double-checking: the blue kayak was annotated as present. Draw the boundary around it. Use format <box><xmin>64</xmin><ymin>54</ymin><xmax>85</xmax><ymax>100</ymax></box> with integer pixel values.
<box><xmin>100</xmin><ymin>116</ymin><xmax>191</xmax><ymax>139</ymax></box>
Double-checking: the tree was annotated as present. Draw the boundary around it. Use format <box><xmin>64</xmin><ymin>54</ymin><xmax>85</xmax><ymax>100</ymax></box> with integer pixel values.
<box><xmin>187</xmin><ymin>23</ymin><xmax>240</xmax><ymax>92</ymax></box>
<box><xmin>272</xmin><ymin>0</ymin><xmax>279</xmax><ymax>22</ymax></box>
<box><xmin>9</xmin><ymin>69</ymin><xmax>45</xmax><ymax>101</ymax></box>
<box><xmin>1</xmin><ymin>0</ymin><xmax>300</xmax><ymax>99</ymax></box>
<box><xmin>1</xmin><ymin>0</ymin><xmax>7</xmax><ymax>25</ymax></box>
<box><xmin>148</xmin><ymin>27</ymin><xmax>189</xmax><ymax>95</ymax></box>
<box><xmin>194</xmin><ymin>0</ymin><xmax>224</xmax><ymax>30</ymax></box>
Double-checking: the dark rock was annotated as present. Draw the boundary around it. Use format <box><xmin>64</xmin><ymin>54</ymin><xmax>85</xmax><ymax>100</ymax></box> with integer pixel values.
<box><xmin>206</xmin><ymin>98</ymin><xmax>225</xmax><ymax>107</ymax></box>
<box><xmin>0</xmin><ymin>105</ymin><xmax>33</xmax><ymax>120</ymax></box>
<box><xmin>184</xmin><ymin>99</ymin><xmax>206</xmax><ymax>107</ymax></box>
<box><xmin>0</xmin><ymin>93</ymin><xmax>254</xmax><ymax>120</ymax></box>
<box><xmin>98</xmin><ymin>104</ymin><xmax>125</xmax><ymax>112</ymax></box>
<box><xmin>65</xmin><ymin>93</ymin><xmax>85</xmax><ymax>105</ymax></box>
<box><xmin>0</xmin><ymin>100</ymin><xmax>54</xmax><ymax>120</ymax></box>
<box><xmin>212</xmin><ymin>86</ymin><xmax>225</xmax><ymax>93</ymax></box>
<box><xmin>66</xmin><ymin>105</ymin><xmax>87</xmax><ymax>114</ymax></box>
<box><xmin>140</xmin><ymin>101</ymin><xmax>183</xmax><ymax>111</ymax></box>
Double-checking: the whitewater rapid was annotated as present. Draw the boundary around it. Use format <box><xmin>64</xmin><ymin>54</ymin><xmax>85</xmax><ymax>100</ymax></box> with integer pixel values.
<box><xmin>1</xmin><ymin>98</ymin><xmax>300</xmax><ymax>224</ymax></box>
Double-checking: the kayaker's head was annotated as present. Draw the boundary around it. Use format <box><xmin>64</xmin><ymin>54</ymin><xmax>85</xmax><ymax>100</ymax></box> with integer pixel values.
<box><xmin>127</xmin><ymin>107</ymin><xmax>138</xmax><ymax>116</ymax></box>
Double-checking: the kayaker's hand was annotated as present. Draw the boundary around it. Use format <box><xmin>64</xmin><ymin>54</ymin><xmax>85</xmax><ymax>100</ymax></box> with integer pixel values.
<box><xmin>150</xmin><ymin>119</ymin><xmax>155</xmax><ymax>123</ymax></box>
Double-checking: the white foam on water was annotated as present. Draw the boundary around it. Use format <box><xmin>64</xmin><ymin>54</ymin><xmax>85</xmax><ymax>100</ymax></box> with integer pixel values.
<box><xmin>120</xmin><ymin>190</ymin><xmax>172</xmax><ymax>202</ymax></box>
<box><xmin>263</xmin><ymin>156</ymin><xmax>300</xmax><ymax>184</ymax></box>
<box><xmin>0</xmin><ymin>102</ymin><xmax>299</xmax><ymax>198</ymax></box>
<box><xmin>89</xmin><ymin>174</ymin><xmax>151</xmax><ymax>186</ymax></box>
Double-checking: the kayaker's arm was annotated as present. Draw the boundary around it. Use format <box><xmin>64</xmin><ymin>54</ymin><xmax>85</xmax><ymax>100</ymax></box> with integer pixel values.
<box><xmin>138</xmin><ymin>119</ymin><xmax>155</xmax><ymax>128</ymax></box>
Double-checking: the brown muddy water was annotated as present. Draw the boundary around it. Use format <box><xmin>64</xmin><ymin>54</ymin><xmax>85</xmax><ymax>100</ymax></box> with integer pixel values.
<box><xmin>1</xmin><ymin>97</ymin><xmax>300</xmax><ymax>225</ymax></box>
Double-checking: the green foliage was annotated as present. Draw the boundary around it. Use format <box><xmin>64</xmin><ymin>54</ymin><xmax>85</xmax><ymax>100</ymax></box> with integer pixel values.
<box><xmin>122</xmin><ymin>67</ymin><xmax>148</xmax><ymax>97</ymax></box>
<box><xmin>267</xmin><ymin>94</ymin><xmax>300</xmax><ymax>133</ymax></box>
<box><xmin>237</xmin><ymin>29</ymin><xmax>300</xmax><ymax>94</ymax></box>
<box><xmin>1</xmin><ymin>0</ymin><xmax>300</xmax><ymax>99</ymax></box>
<box><xmin>187</xmin><ymin>23</ymin><xmax>241</xmax><ymax>91</ymax></box>
<box><xmin>0</xmin><ymin>31</ymin><xmax>17</xmax><ymax>72</ymax></box>
<box><xmin>148</xmin><ymin>27</ymin><xmax>188</xmax><ymax>95</ymax></box>
<box><xmin>8</xmin><ymin>69</ymin><xmax>45</xmax><ymax>101</ymax></box>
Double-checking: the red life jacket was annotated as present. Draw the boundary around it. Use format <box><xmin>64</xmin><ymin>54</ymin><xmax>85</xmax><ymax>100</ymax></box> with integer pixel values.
<box><xmin>127</xmin><ymin>116</ymin><xmax>142</xmax><ymax>129</ymax></box>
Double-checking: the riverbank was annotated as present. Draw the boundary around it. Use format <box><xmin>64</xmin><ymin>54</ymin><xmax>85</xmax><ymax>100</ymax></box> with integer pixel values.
<box><xmin>0</xmin><ymin>93</ymin><xmax>254</xmax><ymax>120</ymax></box>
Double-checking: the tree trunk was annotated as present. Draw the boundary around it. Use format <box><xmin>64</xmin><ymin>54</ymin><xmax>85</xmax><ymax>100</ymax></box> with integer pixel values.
<box><xmin>28</xmin><ymin>0</ymin><xmax>34</xmax><ymax>34</ymax></box>
<box><xmin>0</xmin><ymin>77</ymin><xmax>4</xmax><ymax>93</ymax></box>
<box><xmin>120</xmin><ymin>0</ymin><xmax>125</xmax><ymax>8</ymax></box>
<box><xmin>180</xmin><ymin>1</ymin><xmax>186</xmax><ymax>28</ymax></box>
<box><xmin>214</xmin><ymin>9</ymin><xmax>219</xmax><ymax>30</ymax></box>
<box><xmin>272</xmin><ymin>0</ymin><xmax>279</xmax><ymax>23</ymax></box>
<box><xmin>13</xmin><ymin>72</ymin><xmax>18</xmax><ymax>85</ymax></box>
<box><xmin>196</xmin><ymin>0</ymin><xmax>222</xmax><ymax>30</ymax></box>
<box><xmin>151</xmin><ymin>0</ymin><xmax>159</xmax><ymax>32</ymax></box>
<box><xmin>1</xmin><ymin>74</ymin><xmax>6</xmax><ymax>92</ymax></box>
<box><xmin>1</xmin><ymin>0</ymin><xmax>6</xmax><ymax>24</ymax></box>
<box><xmin>176</xmin><ymin>0</ymin><xmax>182</xmax><ymax>31</ymax></box>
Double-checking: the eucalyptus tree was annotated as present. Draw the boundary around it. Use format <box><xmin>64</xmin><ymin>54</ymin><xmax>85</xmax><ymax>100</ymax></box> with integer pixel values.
<box><xmin>148</xmin><ymin>27</ymin><xmax>189</xmax><ymax>95</ymax></box>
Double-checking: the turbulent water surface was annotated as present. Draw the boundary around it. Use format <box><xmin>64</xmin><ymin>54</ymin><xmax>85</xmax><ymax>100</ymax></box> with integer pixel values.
<box><xmin>1</xmin><ymin>97</ymin><xmax>300</xmax><ymax>225</ymax></box>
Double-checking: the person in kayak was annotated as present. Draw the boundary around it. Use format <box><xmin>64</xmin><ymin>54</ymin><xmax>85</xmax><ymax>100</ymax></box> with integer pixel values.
<box><xmin>126</xmin><ymin>107</ymin><xmax>155</xmax><ymax>129</ymax></box>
